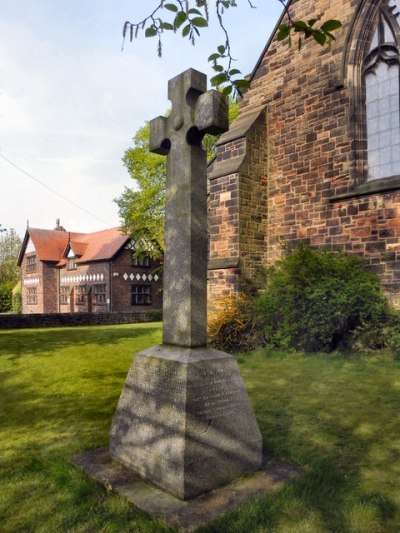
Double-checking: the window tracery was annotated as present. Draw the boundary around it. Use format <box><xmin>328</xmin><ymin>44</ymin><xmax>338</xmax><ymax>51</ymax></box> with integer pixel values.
<box><xmin>364</xmin><ymin>0</ymin><xmax>400</xmax><ymax>180</ymax></box>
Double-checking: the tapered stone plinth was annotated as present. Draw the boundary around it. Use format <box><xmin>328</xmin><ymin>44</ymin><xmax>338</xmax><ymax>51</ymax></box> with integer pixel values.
<box><xmin>109</xmin><ymin>344</ymin><xmax>262</xmax><ymax>500</ymax></box>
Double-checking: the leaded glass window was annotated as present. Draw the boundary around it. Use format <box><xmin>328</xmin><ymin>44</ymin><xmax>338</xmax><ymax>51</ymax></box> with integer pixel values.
<box><xmin>131</xmin><ymin>285</ymin><xmax>152</xmax><ymax>305</ymax></box>
<box><xmin>364</xmin><ymin>0</ymin><xmax>400</xmax><ymax>180</ymax></box>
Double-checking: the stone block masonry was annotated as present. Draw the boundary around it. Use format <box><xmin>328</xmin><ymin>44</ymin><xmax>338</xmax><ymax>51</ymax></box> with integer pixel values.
<box><xmin>207</xmin><ymin>0</ymin><xmax>400</xmax><ymax>307</ymax></box>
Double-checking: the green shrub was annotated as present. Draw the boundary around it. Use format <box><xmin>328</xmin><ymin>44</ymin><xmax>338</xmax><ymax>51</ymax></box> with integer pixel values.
<box><xmin>257</xmin><ymin>245</ymin><xmax>389</xmax><ymax>352</ymax></box>
<box><xmin>0</xmin><ymin>281</ymin><xmax>14</xmax><ymax>313</ymax></box>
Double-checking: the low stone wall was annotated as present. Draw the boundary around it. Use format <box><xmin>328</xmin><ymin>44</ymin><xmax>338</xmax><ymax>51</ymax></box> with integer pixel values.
<box><xmin>0</xmin><ymin>310</ymin><xmax>162</xmax><ymax>329</ymax></box>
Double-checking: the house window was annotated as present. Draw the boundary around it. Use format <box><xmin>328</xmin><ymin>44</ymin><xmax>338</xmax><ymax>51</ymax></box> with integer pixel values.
<box><xmin>131</xmin><ymin>285</ymin><xmax>152</xmax><ymax>305</ymax></box>
<box><xmin>27</xmin><ymin>287</ymin><xmax>37</xmax><ymax>305</ymax></box>
<box><xmin>60</xmin><ymin>286</ymin><xmax>69</xmax><ymax>305</ymax></box>
<box><xmin>26</xmin><ymin>255</ymin><xmax>37</xmax><ymax>273</ymax></box>
<box><xmin>132</xmin><ymin>255</ymin><xmax>151</xmax><ymax>267</ymax></box>
<box><xmin>93</xmin><ymin>284</ymin><xmax>106</xmax><ymax>304</ymax></box>
<box><xmin>67</xmin><ymin>258</ymin><xmax>77</xmax><ymax>270</ymax></box>
<box><xmin>75</xmin><ymin>285</ymin><xmax>86</xmax><ymax>305</ymax></box>
<box><xmin>363</xmin><ymin>1</ymin><xmax>400</xmax><ymax>181</ymax></box>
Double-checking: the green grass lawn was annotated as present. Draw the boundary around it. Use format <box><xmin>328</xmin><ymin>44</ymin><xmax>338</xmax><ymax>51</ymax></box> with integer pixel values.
<box><xmin>1</xmin><ymin>324</ymin><xmax>400</xmax><ymax>532</ymax></box>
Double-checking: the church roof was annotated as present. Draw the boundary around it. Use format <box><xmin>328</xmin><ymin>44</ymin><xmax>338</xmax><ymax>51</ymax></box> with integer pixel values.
<box><xmin>18</xmin><ymin>227</ymin><xmax>130</xmax><ymax>266</ymax></box>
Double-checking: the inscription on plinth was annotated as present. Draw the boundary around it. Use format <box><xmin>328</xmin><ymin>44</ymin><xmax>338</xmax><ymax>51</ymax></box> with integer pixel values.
<box><xmin>110</xmin><ymin>345</ymin><xmax>262</xmax><ymax>500</ymax></box>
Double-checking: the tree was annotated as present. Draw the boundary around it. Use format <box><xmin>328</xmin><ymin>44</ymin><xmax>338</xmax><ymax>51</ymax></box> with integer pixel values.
<box><xmin>116</xmin><ymin>101</ymin><xmax>238</xmax><ymax>251</ymax></box>
<box><xmin>122</xmin><ymin>1</ymin><xmax>341</xmax><ymax>95</ymax></box>
<box><xmin>0</xmin><ymin>228</ymin><xmax>21</xmax><ymax>285</ymax></box>
<box><xmin>117</xmin><ymin>122</ymin><xmax>167</xmax><ymax>250</ymax></box>
<box><xmin>0</xmin><ymin>228</ymin><xmax>22</xmax><ymax>313</ymax></box>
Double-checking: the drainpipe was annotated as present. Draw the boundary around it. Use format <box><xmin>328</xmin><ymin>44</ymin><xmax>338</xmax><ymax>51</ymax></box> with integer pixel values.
<box><xmin>109</xmin><ymin>262</ymin><xmax>112</xmax><ymax>312</ymax></box>
<box><xmin>58</xmin><ymin>267</ymin><xmax>60</xmax><ymax>313</ymax></box>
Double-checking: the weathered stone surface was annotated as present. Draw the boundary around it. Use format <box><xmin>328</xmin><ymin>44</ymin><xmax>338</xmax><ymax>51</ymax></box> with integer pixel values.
<box><xmin>150</xmin><ymin>68</ymin><xmax>228</xmax><ymax>348</ymax></box>
<box><xmin>109</xmin><ymin>344</ymin><xmax>262</xmax><ymax>500</ymax></box>
<box><xmin>109</xmin><ymin>69</ymin><xmax>262</xmax><ymax>502</ymax></box>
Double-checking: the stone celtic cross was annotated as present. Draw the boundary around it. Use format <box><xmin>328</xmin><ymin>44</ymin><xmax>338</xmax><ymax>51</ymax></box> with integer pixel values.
<box><xmin>150</xmin><ymin>69</ymin><xmax>228</xmax><ymax>347</ymax></box>
<box><xmin>110</xmin><ymin>70</ymin><xmax>261</xmax><ymax>500</ymax></box>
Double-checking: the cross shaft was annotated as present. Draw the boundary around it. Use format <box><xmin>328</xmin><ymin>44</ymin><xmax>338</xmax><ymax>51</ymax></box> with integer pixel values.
<box><xmin>150</xmin><ymin>69</ymin><xmax>228</xmax><ymax>347</ymax></box>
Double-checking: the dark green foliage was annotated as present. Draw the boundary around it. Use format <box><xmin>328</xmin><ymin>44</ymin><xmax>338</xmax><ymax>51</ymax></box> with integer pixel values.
<box><xmin>12</xmin><ymin>288</ymin><xmax>22</xmax><ymax>314</ymax></box>
<box><xmin>0</xmin><ymin>281</ymin><xmax>14</xmax><ymax>313</ymax></box>
<box><xmin>257</xmin><ymin>245</ymin><xmax>389</xmax><ymax>352</ymax></box>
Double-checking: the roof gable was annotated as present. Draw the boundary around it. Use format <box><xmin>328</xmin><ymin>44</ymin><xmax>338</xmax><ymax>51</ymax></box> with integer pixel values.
<box><xmin>75</xmin><ymin>228</ymin><xmax>129</xmax><ymax>263</ymax></box>
<box><xmin>18</xmin><ymin>227</ymin><xmax>130</xmax><ymax>266</ymax></box>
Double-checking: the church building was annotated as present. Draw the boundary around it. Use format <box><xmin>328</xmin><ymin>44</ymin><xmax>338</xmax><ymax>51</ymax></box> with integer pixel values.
<box><xmin>208</xmin><ymin>0</ymin><xmax>400</xmax><ymax>307</ymax></box>
<box><xmin>18</xmin><ymin>222</ymin><xmax>162</xmax><ymax>314</ymax></box>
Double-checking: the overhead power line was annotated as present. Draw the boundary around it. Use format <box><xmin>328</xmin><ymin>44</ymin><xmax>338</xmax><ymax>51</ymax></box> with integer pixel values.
<box><xmin>0</xmin><ymin>152</ymin><xmax>112</xmax><ymax>227</ymax></box>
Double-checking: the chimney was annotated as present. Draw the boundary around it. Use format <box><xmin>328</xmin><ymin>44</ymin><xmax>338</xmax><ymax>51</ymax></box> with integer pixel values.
<box><xmin>54</xmin><ymin>219</ymin><xmax>66</xmax><ymax>231</ymax></box>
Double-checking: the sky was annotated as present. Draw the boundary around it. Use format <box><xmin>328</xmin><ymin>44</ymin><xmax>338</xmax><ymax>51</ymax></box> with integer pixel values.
<box><xmin>0</xmin><ymin>1</ymin><xmax>283</xmax><ymax>239</ymax></box>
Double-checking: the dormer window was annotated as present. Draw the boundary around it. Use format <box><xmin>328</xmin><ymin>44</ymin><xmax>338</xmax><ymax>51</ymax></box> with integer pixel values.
<box><xmin>67</xmin><ymin>257</ymin><xmax>76</xmax><ymax>270</ymax></box>
<box><xmin>67</xmin><ymin>246</ymin><xmax>77</xmax><ymax>270</ymax></box>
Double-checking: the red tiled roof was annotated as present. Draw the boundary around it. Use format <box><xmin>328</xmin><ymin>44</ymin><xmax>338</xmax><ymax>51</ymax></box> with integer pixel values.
<box><xmin>19</xmin><ymin>227</ymin><xmax>130</xmax><ymax>265</ymax></box>
<box><xmin>25</xmin><ymin>228</ymin><xmax>70</xmax><ymax>262</ymax></box>
<box><xmin>69</xmin><ymin>240</ymin><xmax>88</xmax><ymax>257</ymax></box>
<box><xmin>75</xmin><ymin>228</ymin><xmax>129</xmax><ymax>263</ymax></box>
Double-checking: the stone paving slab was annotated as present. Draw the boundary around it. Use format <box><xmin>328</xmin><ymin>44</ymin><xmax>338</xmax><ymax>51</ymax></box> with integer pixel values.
<box><xmin>71</xmin><ymin>447</ymin><xmax>302</xmax><ymax>532</ymax></box>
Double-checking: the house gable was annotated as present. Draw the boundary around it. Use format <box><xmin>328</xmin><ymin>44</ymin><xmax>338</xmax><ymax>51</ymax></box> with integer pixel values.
<box><xmin>18</xmin><ymin>225</ymin><xmax>163</xmax><ymax>314</ymax></box>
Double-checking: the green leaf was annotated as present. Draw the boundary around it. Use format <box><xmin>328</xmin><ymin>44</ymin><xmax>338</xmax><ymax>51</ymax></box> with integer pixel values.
<box><xmin>321</xmin><ymin>19</ymin><xmax>342</xmax><ymax>32</ymax></box>
<box><xmin>191</xmin><ymin>17</ymin><xmax>208</xmax><ymax>27</ymax></box>
<box><xmin>182</xmin><ymin>24</ymin><xmax>191</xmax><ymax>37</ymax></box>
<box><xmin>174</xmin><ymin>11</ymin><xmax>187</xmax><ymax>28</ymax></box>
<box><xmin>308</xmin><ymin>18</ymin><xmax>317</xmax><ymax>27</ymax></box>
<box><xmin>161</xmin><ymin>22</ymin><xmax>174</xmax><ymax>31</ymax></box>
<box><xmin>208</xmin><ymin>53</ymin><xmax>221</xmax><ymax>62</ymax></box>
<box><xmin>213</xmin><ymin>64</ymin><xmax>224</xmax><ymax>72</ymax></box>
<box><xmin>325</xmin><ymin>31</ymin><xmax>336</xmax><ymax>41</ymax></box>
<box><xmin>210</xmin><ymin>72</ymin><xmax>228</xmax><ymax>86</ymax></box>
<box><xmin>188</xmin><ymin>8</ymin><xmax>202</xmax><ymax>15</ymax></box>
<box><xmin>233</xmin><ymin>79</ymin><xmax>250</xmax><ymax>89</ymax></box>
<box><xmin>217</xmin><ymin>45</ymin><xmax>226</xmax><ymax>54</ymax></box>
<box><xmin>222</xmin><ymin>85</ymin><xmax>233</xmax><ymax>96</ymax></box>
<box><xmin>313</xmin><ymin>30</ymin><xmax>326</xmax><ymax>45</ymax></box>
<box><xmin>293</xmin><ymin>20</ymin><xmax>308</xmax><ymax>31</ymax></box>
<box><xmin>277</xmin><ymin>24</ymin><xmax>290</xmax><ymax>41</ymax></box>
<box><xmin>145</xmin><ymin>27</ymin><xmax>158</xmax><ymax>38</ymax></box>
<box><xmin>164</xmin><ymin>3</ymin><xmax>178</xmax><ymax>12</ymax></box>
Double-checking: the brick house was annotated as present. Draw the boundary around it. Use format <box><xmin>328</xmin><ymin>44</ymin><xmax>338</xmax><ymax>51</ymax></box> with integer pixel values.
<box><xmin>208</xmin><ymin>0</ymin><xmax>400</xmax><ymax>307</ymax></box>
<box><xmin>18</xmin><ymin>223</ymin><xmax>162</xmax><ymax>314</ymax></box>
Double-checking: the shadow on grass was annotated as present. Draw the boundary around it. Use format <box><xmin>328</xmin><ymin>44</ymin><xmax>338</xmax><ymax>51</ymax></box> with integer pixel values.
<box><xmin>200</xmin><ymin>428</ymin><xmax>398</xmax><ymax>533</ymax></box>
<box><xmin>198</xmin><ymin>353</ymin><xmax>400</xmax><ymax>532</ymax></box>
<box><xmin>2</xmin><ymin>344</ymin><xmax>400</xmax><ymax>532</ymax></box>
<box><xmin>0</xmin><ymin>323</ymin><xmax>161</xmax><ymax>360</ymax></box>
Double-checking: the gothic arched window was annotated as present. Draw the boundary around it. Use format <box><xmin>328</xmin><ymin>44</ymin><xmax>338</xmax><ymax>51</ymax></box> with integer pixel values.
<box><xmin>363</xmin><ymin>0</ymin><xmax>400</xmax><ymax>181</ymax></box>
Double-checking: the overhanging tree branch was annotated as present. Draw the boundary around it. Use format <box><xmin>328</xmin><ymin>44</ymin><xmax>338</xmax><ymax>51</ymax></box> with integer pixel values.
<box><xmin>121</xmin><ymin>1</ymin><xmax>341</xmax><ymax>96</ymax></box>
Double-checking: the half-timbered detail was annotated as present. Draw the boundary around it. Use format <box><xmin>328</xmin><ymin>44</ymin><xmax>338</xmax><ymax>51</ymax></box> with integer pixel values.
<box><xmin>17</xmin><ymin>224</ymin><xmax>162</xmax><ymax>314</ymax></box>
